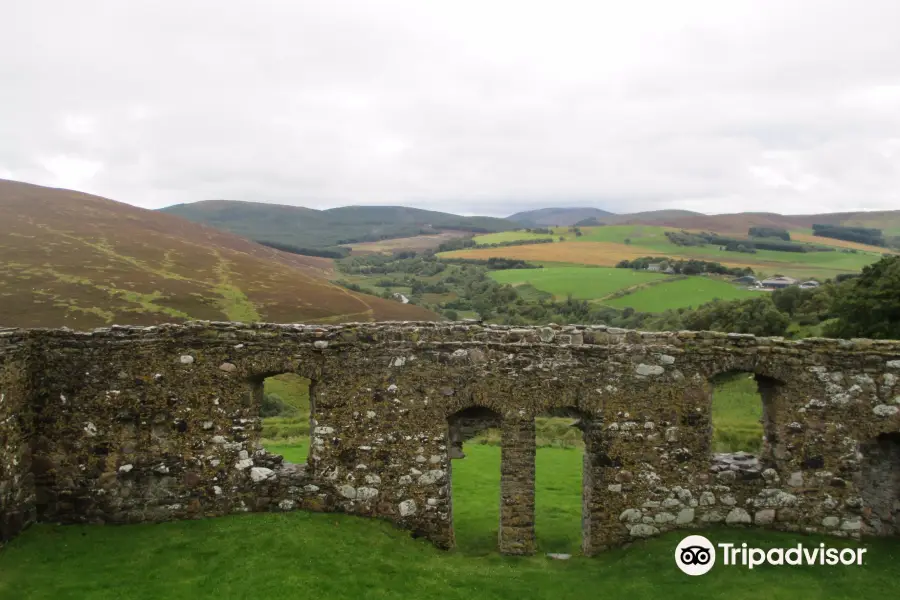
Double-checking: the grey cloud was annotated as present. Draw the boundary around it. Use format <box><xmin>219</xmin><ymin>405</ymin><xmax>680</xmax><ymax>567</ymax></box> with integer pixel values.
<box><xmin>1</xmin><ymin>0</ymin><xmax>899</xmax><ymax>216</ymax></box>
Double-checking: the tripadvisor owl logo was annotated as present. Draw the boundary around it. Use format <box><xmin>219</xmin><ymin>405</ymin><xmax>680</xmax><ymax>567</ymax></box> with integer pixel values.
<box><xmin>675</xmin><ymin>535</ymin><xmax>716</xmax><ymax>576</ymax></box>
<box><xmin>674</xmin><ymin>534</ymin><xmax>869</xmax><ymax>575</ymax></box>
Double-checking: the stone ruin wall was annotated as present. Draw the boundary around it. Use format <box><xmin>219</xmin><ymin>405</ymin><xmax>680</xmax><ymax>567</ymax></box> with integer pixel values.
<box><xmin>1</xmin><ymin>321</ymin><xmax>899</xmax><ymax>554</ymax></box>
<box><xmin>0</xmin><ymin>329</ymin><xmax>35</xmax><ymax>543</ymax></box>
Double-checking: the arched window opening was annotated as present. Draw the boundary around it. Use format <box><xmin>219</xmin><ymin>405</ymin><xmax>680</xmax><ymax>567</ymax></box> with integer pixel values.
<box><xmin>447</xmin><ymin>407</ymin><xmax>501</xmax><ymax>553</ymax></box>
<box><xmin>860</xmin><ymin>432</ymin><xmax>900</xmax><ymax>536</ymax></box>
<box><xmin>535</xmin><ymin>409</ymin><xmax>586</xmax><ymax>555</ymax></box>
<box><xmin>255</xmin><ymin>373</ymin><xmax>314</xmax><ymax>465</ymax></box>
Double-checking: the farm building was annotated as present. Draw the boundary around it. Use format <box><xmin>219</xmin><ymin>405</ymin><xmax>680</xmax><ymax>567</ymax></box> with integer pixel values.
<box><xmin>731</xmin><ymin>275</ymin><xmax>759</xmax><ymax>285</ymax></box>
<box><xmin>646</xmin><ymin>263</ymin><xmax>675</xmax><ymax>274</ymax></box>
<box><xmin>760</xmin><ymin>276</ymin><xmax>797</xmax><ymax>289</ymax></box>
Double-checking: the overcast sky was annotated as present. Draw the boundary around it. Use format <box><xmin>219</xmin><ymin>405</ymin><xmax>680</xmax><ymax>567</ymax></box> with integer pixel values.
<box><xmin>2</xmin><ymin>0</ymin><xmax>900</xmax><ymax>217</ymax></box>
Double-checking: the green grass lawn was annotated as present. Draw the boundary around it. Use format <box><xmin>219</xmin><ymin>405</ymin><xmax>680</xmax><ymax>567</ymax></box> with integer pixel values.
<box><xmin>575</xmin><ymin>224</ymin><xmax>671</xmax><ymax>244</ymax></box>
<box><xmin>3</xmin><ymin>438</ymin><xmax>897</xmax><ymax>599</ymax></box>
<box><xmin>489</xmin><ymin>267</ymin><xmax>667</xmax><ymax>301</ymax></box>
<box><xmin>605</xmin><ymin>276</ymin><xmax>762</xmax><ymax>312</ymax></box>
<box><xmin>473</xmin><ymin>231</ymin><xmax>557</xmax><ymax>244</ymax></box>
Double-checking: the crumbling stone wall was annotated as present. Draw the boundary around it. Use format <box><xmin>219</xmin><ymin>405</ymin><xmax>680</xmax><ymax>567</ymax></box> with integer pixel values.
<box><xmin>0</xmin><ymin>328</ymin><xmax>34</xmax><ymax>545</ymax></box>
<box><xmin>1</xmin><ymin>321</ymin><xmax>899</xmax><ymax>555</ymax></box>
<box><xmin>860</xmin><ymin>433</ymin><xmax>900</xmax><ymax>536</ymax></box>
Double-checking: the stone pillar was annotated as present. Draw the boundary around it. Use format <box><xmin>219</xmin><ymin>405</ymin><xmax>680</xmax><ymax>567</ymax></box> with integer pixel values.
<box><xmin>499</xmin><ymin>415</ymin><xmax>535</xmax><ymax>555</ymax></box>
<box><xmin>756</xmin><ymin>375</ymin><xmax>786</xmax><ymax>467</ymax></box>
<box><xmin>581</xmin><ymin>420</ymin><xmax>609</xmax><ymax>555</ymax></box>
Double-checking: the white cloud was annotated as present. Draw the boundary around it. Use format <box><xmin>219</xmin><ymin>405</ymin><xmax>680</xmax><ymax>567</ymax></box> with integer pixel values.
<box><xmin>1</xmin><ymin>0</ymin><xmax>899</xmax><ymax>216</ymax></box>
<box><xmin>39</xmin><ymin>156</ymin><xmax>103</xmax><ymax>189</ymax></box>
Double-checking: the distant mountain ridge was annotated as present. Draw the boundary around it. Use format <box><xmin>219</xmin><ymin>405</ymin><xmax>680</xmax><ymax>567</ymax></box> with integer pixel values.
<box><xmin>160</xmin><ymin>200</ymin><xmax>516</xmax><ymax>249</ymax></box>
<box><xmin>508</xmin><ymin>206</ymin><xmax>900</xmax><ymax>235</ymax></box>
<box><xmin>507</xmin><ymin>207</ymin><xmax>616</xmax><ymax>226</ymax></box>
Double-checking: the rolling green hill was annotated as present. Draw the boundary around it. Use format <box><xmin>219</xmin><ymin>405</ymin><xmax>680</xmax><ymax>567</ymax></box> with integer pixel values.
<box><xmin>160</xmin><ymin>200</ymin><xmax>516</xmax><ymax>249</ymax></box>
<box><xmin>0</xmin><ymin>179</ymin><xmax>437</xmax><ymax>328</ymax></box>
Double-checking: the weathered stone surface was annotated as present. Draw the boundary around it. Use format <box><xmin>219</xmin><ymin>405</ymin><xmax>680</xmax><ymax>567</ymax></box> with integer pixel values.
<box><xmin>676</xmin><ymin>508</ymin><xmax>695</xmax><ymax>524</ymax></box>
<box><xmin>635</xmin><ymin>364</ymin><xmax>665</xmax><ymax>376</ymax></box>
<box><xmin>629</xmin><ymin>524</ymin><xmax>660</xmax><ymax>538</ymax></box>
<box><xmin>787</xmin><ymin>472</ymin><xmax>804</xmax><ymax>488</ymax></box>
<box><xmin>1</xmin><ymin>321</ymin><xmax>899</xmax><ymax>556</ymax></box>
<box><xmin>726</xmin><ymin>508</ymin><xmax>752</xmax><ymax>524</ymax></box>
<box><xmin>619</xmin><ymin>509</ymin><xmax>642</xmax><ymax>523</ymax></box>
<box><xmin>250</xmin><ymin>467</ymin><xmax>274</xmax><ymax>483</ymax></box>
<box><xmin>755</xmin><ymin>509</ymin><xmax>776</xmax><ymax>525</ymax></box>
<box><xmin>873</xmin><ymin>404</ymin><xmax>899</xmax><ymax>417</ymax></box>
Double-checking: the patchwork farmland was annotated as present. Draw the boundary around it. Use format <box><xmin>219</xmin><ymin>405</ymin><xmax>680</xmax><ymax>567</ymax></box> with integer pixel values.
<box><xmin>449</xmin><ymin>225</ymin><xmax>888</xmax><ymax>281</ymax></box>
<box><xmin>431</xmin><ymin>224</ymin><xmax>893</xmax><ymax>313</ymax></box>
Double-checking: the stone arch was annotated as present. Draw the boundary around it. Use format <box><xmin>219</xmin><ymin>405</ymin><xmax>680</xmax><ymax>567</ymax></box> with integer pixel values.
<box><xmin>447</xmin><ymin>406</ymin><xmax>500</xmax><ymax>459</ymax></box>
<box><xmin>859</xmin><ymin>431</ymin><xmax>900</xmax><ymax>536</ymax></box>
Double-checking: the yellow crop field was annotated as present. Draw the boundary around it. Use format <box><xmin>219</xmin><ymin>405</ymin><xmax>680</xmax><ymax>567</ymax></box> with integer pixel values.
<box><xmin>442</xmin><ymin>241</ymin><xmax>769</xmax><ymax>269</ymax></box>
<box><xmin>441</xmin><ymin>241</ymin><xmax>648</xmax><ymax>266</ymax></box>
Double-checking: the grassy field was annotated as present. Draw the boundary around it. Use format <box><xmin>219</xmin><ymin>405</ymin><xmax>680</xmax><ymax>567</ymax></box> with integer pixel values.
<box><xmin>473</xmin><ymin>231</ymin><xmax>557</xmax><ymax>244</ymax></box>
<box><xmin>575</xmin><ymin>224</ymin><xmax>670</xmax><ymax>244</ymax></box>
<box><xmin>489</xmin><ymin>266</ymin><xmax>763</xmax><ymax>311</ymax></box>
<box><xmin>606</xmin><ymin>277</ymin><xmax>762</xmax><ymax>312</ymax></box>
<box><xmin>489</xmin><ymin>267</ymin><xmax>667</xmax><ymax>301</ymax></box>
<box><xmin>3</xmin><ymin>440</ymin><xmax>897</xmax><ymax>599</ymax></box>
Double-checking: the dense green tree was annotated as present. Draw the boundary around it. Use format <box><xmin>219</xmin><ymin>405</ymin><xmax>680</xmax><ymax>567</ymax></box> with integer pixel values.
<box><xmin>681</xmin><ymin>297</ymin><xmax>790</xmax><ymax>336</ymax></box>
<box><xmin>824</xmin><ymin>256</ymin><xmax>900</xmax><ymax>339</ymax></box>
<box><xmin>771</xmin><ymin>286</ymin><xmax>803</xmax><ymax>316</ymax></box>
